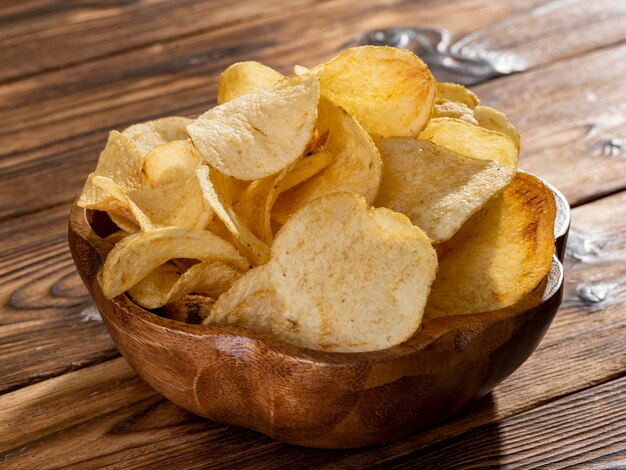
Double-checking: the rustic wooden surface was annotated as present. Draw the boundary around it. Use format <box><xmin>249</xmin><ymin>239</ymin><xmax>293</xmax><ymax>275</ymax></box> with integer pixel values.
<box><xmin>1</xmin><ymin>0</ymin><xmax>625</xmax><ymax>467</ymax></box>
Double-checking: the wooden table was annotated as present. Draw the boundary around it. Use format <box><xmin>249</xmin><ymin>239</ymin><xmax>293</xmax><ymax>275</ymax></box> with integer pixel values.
<box><xmin>1</xmin><ymin>0</ymin><xmax>625</xmax><ymax>468</ymax></box>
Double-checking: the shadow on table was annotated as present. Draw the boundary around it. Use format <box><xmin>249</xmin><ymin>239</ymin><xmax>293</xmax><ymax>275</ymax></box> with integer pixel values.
<box><xmin>224</xmin><ymin>392</ymin><xmax>505</xmax><ymax>468</ymax></box>
<box><xmin>397</xmin><ymin>393</ymin><xmax>506</xmax><ymax>468</ymax></box>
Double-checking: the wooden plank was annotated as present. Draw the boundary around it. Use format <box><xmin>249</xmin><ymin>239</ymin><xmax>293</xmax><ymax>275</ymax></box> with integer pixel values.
<box><xmin>1</xmin><ymin>326</ymin><xmax>625</xmax><ymax>467</ymax></box>
<box><xmin>388</xmin><ymin>377</ymin><xmax>626</xmax><ymax>469</ymax></box>
<box><xmin>2</xmin><ymin>44</ymin><xmax>625</xmax><ymax>224</ymax></box>
<box><xmin>0</xmin><ymin>192</ymin><xmax>624</xmax><ymax>466</ymax></box>
<box><xmin>473</xmin><ymin>45</ymin><xmax>626</xmax><ymax>207</ymax></box>
<box><xmin>0</xmin><ymin>0</ymin><xmax>537</xmax><ymax>153</ymax></box>
<box><xmin>0</xmin><ymin>0</ymin><xmax>558</xmax><ymax>221</ymax></box>
<box><xmin>0</xmin><ymin>0</ymin><xmax>317</xmax><ymax>83</ymax></box>
<box><xmin>0</xmin><ymin>202</ymin><xmax>118</xmax><ymax>394</ymax></box>
<box><xmin>0</xmin><ymin>186</ymin><xmax>623</xmax><ymax>396</ymax></box>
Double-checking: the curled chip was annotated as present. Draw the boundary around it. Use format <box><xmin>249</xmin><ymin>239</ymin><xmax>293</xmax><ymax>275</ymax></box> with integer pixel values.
<box><xmin>123</xmin><ymin>116</ymin><xmax>191</xmax><ymax>156</ymax></box>
<box><xmin>235</xmin><ymin>151</ymin><xmax>332</xmax><ymax>244</ymax></box>
<box><xmin>187</xmin><ymin>76</ymin><xmax>320</xmax><ymax>180</ymax></box>
<box><xmin>313</xmin><ymin>46</ymin><xmax>435</xmax><ymax>138</ymax></box>
<box><xmin>276</xmin><ymin>149</ymin><xmax>333</xmax><ymax>193</ymax></box>
<box><xmin>432</xmin><ymin>101</ymin><xmax>478</xmax><ymax>124</ymax></box>
<box><xmin>272</xmin><ymin>98</ymin><xmax>381</xmax><ymax>224</ymax></box>
<box><xmin>207</xmin><ymin>192</ymin><xmax>437</xmax><ymax>352</ymax></box>
<box><xmin>425</xmin><ymin>173</ymin><xmax>556</xmax><ymax>319</ymax></box>
<box><xmin>101</xmin><ymin>226</ymin><xmax>249</xmax><ymax>299</ymax></box>
<box><xmin>218</xmin><ymin>61</ymin><xmax>286</xmax><ymax>104</ymax></box>
<box><xmin>92</xmin><ymin>164</ymin><xmax>212</xmax><ymax>231</ymax></box>
<box><xmin>128</xmin><ymin>261</ymin><xmax>242</xmax><ymax>309</ymax></box>
<box><xmin>141</xmin><ymin>140</ymin><xmax>203</xmax><ymax>186</ymax></box>
<box><xmin>78</xmin><ymin>131</ymin><xmax>143</xmax><ymax>213</ymax></box>
<box><xmin>420</xmin><ymin>117</ymin><xmax>519</xmax><ymax>168</ymax></box>
<box><xmin>196</xmin><ymin>165</ymin><xmax>271</xmax><ymax>265</ymax></box>
<box><xmin>473</xmin><ymin>105</ymin><xmax>521</xmax><ymax>150</ymax></box>
<box><xmin>375</xmin><ymin>138</ymin><xmax>515</xmax><ymax>243</ymax></box>
<box><xmin>435</xmin><ymin>82</ymin><xmax>479</xmax><ymax>108</ymax></box>
<box><xmin>234</xmin><ymin>161</ymin><xmax>295</xmax><ymax>245</ymax></box>
<box><xmin>91</xmin><ymin>176</ymin><xmax>154</xmax><ymax>230</ymax></box>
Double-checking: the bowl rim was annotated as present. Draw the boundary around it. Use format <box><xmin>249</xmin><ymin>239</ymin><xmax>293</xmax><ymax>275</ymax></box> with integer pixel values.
<box><xmin>69</xmin><ymin>171</ymin><xmax>568</xmax><ymax>365</ymax></box>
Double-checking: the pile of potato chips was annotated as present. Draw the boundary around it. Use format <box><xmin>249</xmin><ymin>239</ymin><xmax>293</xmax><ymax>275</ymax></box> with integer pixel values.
<box><xmin>78</xmin><ymin>46</ymin><xmax>556</xmax><ymax>352</ymax></box>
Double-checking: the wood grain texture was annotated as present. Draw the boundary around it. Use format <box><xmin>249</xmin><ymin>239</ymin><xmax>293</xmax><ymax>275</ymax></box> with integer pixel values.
<box><xmin>2</xmin><ymin>0</ymin><xmax>612</xmax><ymax>222</ymax></box>
<box><xmin>473</xmin><ymin>45</ymin><xmax>626</xmax><ymax>207</ymax></box>
<box><xmin>387</xmin><ymin>376</ymin><xmax>626</xmax><ymax>469</ymax></box>
<box><xmin>65</xmin><ymin>190</ymin><xmax>564</xmax><ymax>447</ymax></box>
<box><xmin>0</xmin><ymin>203</ymin><xmax>117</xmax><ymax>393</ymax></box>
<box><xmin>1</xmin><ymin>190</ymin><xmax>623</xmax><ymax>464</ymax></box>
<box><xmin>2</xmin><ymin>0</ymin><xmax>626</xmax><ymax>464</ymax></box>
<box><xmin>0</xmin><ymin>0</ymin><xmax>316</xmax><ymax>82</ymax></box>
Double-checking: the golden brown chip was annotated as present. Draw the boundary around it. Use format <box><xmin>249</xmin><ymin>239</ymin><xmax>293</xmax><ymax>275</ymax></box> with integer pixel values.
<box><xmin>217</xmin><ymin>61</ymin><xmax>286</xmax><ymax>104</ymax></box>
<box><xmin>375</xmin><ymin>138</ymin><xmax>515</xmax><ymax>243</ymax></box>
<box><xmin>91</xmin><ymin>176</ymin><xmax>154</xmax><ymax>230</ymax></box>
<box><xmin>187</xmin><ymin>76</ymin><xmax>319</xmax><ymax>180</ymax></box>
<box><xmin>207</xmin><ymin>192</ymin><xmax>437</xmax><ymax>352</ymax></box>
<box><xmin>141</xmin><ymin>140</ymin><xmax>203</xmax><ymax>186</ymax></box>
<box><xmin>473</xmin><ymin>105</ymin><xmax>521</xmax><ymax>150</ymax></box>
<box><xmin>92</xmin><ymin>167</ymin><xmax>212</xmax><ymax>232</ymax></box>
<box><xmin>313</xmin><ymin>46</ymin><xmax>435</xmax><ymax>138</ymax></box>
<box><xmin>432</xmin><ymin>101</ymin><xmax>478</xmax><ymax>124</ymax></box>
<box><xmin>276</xmin><ymin>149</ymin><xmax>333</xmax><ymax>193</ymax></box>
<box><xmin>424</xmin><ymin>173</ymin><xmax>556</xmax><ymax>319</ymax></box>
<box><xmin>101</xmin><ymin>227</ymin><xmax>250</xmax><ymax>299</ymax></box>
<box><xmin>435</xmin><ymin>82</ymin><xmax>480</xmax><ymax>108</ymax></box>
<box><xmin>123</xmin><ymin>116</ymin><xmax>191</xmax><ymax>156</ymax></box>
<box><xmin>109</xmin><ymin>212</ymin><xmax>140</xmax><ymax>233</ymax></box>
<box><xmin>196</xmin><ymin>165</ymin><xmax>271</xmax><ymax>265</ymax></box>
<box><xmin>420</xmin><ymin>117</ymin><xmax>518</xmax><ymax>168</ymax></box>
<box><xmin>234</xmin><ymin>152</ymin><xmax>329</xmax><ymax>244</ymax></box>
<box><xmin>127</xmin><ymin>262</ymin><xmax>182</xmax><ymax>308</ymax></box>
<box><xmin>128</xmin><ymin>261</ymin><xmax>242</xmax><ymax>309</ymax></box>
<box><xmin>272</xmin><ymin>98</ymin><xmax>381</xmax><ymax>224</ymax></box>
<box><xmin>77</xmin><ymin>131</ymin><xmax>143</xmax><ymax>213</ymax></box>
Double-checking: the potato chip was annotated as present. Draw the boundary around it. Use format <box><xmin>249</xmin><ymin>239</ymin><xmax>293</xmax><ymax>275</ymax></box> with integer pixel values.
<box><xmin>91</xmin><ymin>176</ymin><xmax>154</xmax><ymax>231</ymax></box>
<box><xmin>420</xmin><ymin>117</ymin><xmax>518</xmax><ymax>168</ymax></box>
<box><xmin>92</xmin><ymin>168</ymin><xmax>212</xmax><ymax>232</ymax></box>
<box><xmin>129</xmin><ymin>175</ymin><xmax>212</xmax><ymax>229</ymax></box>
<box><xmin>375</xmin><ymin>138</ymin><xmax>515</xmax><ymax>243</ymax></box>
<box><xmin>293</xmin><ymin>64</ymin><xmax>310</xmax><ymax>77</ymax></box>
<box><xmin>77</xmin><ymin>131</ymin><xmax>143</xmax><ymax>212</ymax></box>
<box><xmin>128</xmin><ymin>261</ymin><xmax>242</xmax><ymax>309</ymax></box>
<box><xmin>276</xmin><ymin>149</ymin><xmax>333</xmax><ymax>193</ymax></box>
<box><xmin>207</xmin><ymin>192</ymin><xmax>437</xmax><ymax>352</ymax></box>
<box><xmin>159</xmin><ymin>295</ymin><xmax>216</xmax><ymax>324</ymax></box>
<box><xmin>141</xmin><ymin>140</ymin><xmax>203</xmax><ymax>186</ymax></box>
<box><xmin>432</xmin><ymin>101</ymin><xmax>478</xmax><ymax>124</ymax></box>
<box><xmin>109</xmin><ymin>212</ymin><xmax>140</xmax><ymax>233</ymax></box>
<box><xmin>187</xmin><ymin>76</ymin><xmax>319</xmax><ymax>180</ymax></box>
<box><xmin>196</xmin><ymin>165</ymin><xmax>271</xmax><ymax>265</ymax></box>
<box><xmin>424</xmin><ymin>173</ymin><xmax>556</xmax><ymax>319</ymax></box>
<box><xmin>473</xmin><ymin>105</ymin><xmax>521</xmax><ymax>150</ymax></box>
<box><xmin>234</xmin><ymin>173</ymin><xmax>280</xmax><ymax>245</ymax></box>
<box><xmin>217</xmin><ymin>61</ymin><xmax>286</xmax><ymax>104</ymax></box>
<box><xmin>127</xmin><ymin>262</ymin><xmax>182</xmax><ymax>308</ymax></box>
<box><xmin>312</xmin><ymin>46</ymin><xmax>435</xmax><ymax>139</ymax></box>
<box><xmin>101</xmin><ymin>226</ymin><xmax>250</xmax><ymax>299</ymax></box>
<box><xmin>123</xmin><ymin>116</ymin><xmax>191</xmax><ymax>155</ymax></box>
<box><xmin>272</xmin><ymin>98</ymin><xmax>381</xmax><ymax>224</ymax></box>
<box><xmin>234</xmin><ymin>156</ymin><xmax>315</xmax><ymax>244</ymax></box>
<box><xmin>435</xmin><ymin>82</ymin><xmax>480</xmax><ymax>108</ymax></box>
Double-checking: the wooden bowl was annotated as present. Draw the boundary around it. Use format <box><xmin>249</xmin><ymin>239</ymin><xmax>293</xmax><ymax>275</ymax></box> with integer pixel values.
<box><xmin>68</xmin><ymin>177</ymin><xmax>569</xmax><ymax>449</ymax></box>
